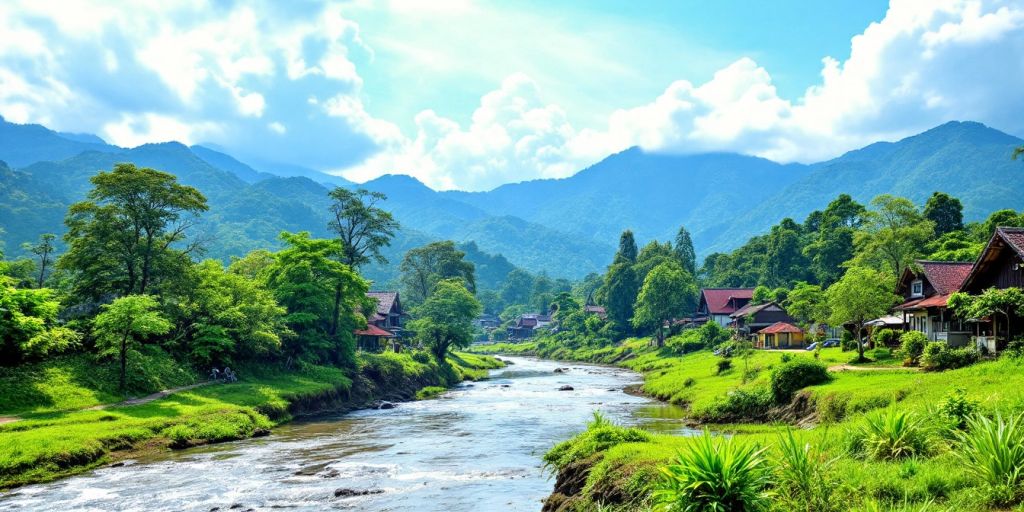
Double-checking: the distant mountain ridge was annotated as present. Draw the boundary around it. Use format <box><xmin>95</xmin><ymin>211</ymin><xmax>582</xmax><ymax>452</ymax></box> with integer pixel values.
<box><xmin>1</xmin><ymin>116</ymin><xmax>1022</xmax><ymax>279</ymax></box>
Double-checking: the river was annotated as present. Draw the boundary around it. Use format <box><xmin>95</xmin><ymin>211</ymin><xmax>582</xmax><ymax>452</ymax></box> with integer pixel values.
<box><xmin>1</xmin><ymin>357</ymin><xmax>693</xmax><ymax>512</ymax></box>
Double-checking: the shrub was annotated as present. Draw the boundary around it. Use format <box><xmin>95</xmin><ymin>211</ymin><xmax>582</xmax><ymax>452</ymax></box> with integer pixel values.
<box><xmin>653</xmin><ymin>432</ymin><xmax>772</xmax><ymax>512</ymax></box>
<box><xmin>920</xmin><ymin>343</ymin><xmax>978</xmax><ymax>371</ymax></box>
<box><xmin>543</xmin><ymin>413</ymin><xmax>653</xmax><ymax>469</ymax></box>
<box><xmin>848</xmin><ymin>410</ymin><xmax>933</xmax><ymax>461</ymax></box>
<box><xmin>703</xmin><ymin>386</ymin><xmax>774</xmax><ymax>421</ymax></box>
<box><xmin>900</xmin><ymin>331</ymin><xmax>928</xmax><ymax>365</ymax></box>
<box><xmin>780</xmin><ymin>353</ymin><xmax>792</xmax><ymax>363</ymax></box>
<box><xmin>773</xmin><ymin>430</ymin><xmax>842</xmax><ymax>512</ymax></box>
<box><xmin>956</xmin><ymin>412</ymin><xmax>1024</xmax><ymax>507</ymax></box>
<box><xmin>716</xmin><ymin>358</ymin><xmax>733</xmax><ymax>375</ymax></box>
<box><xmin>683</xmin><ymin>377</ymin><xmax>696</xmax><ymax>388</ymax></box>
<box><xmin>769</xmin><ymin>359</ymin><xmax>830</xmax><ymax>404</ymax></box>
<box><xmin>416</xmin><ymin>386</ymin><xmax>446</xmax><ymax>400</ymax></box>
<box><xmin>938</xmin><ymin>387</ymin><xmax>978</xmax><ymax>430</ymax></box>
<box><xmin>666</xmin><ymin>336</ymin><xmax>705</xmax><ymax>355</ymax></box>
<box><xmin>411</xmin><ymin>350</ymin><xmax>431</xmax><ymax>364</ymax></box>
<box><xmin>841</xmin><ymin>330</ymin><xmax>855</xmax><ymax>351</ymax></box>
<box><xmin>876</xmin><ymin>328</ymin><xmax>900</xmax><ymax>347</ymax></box>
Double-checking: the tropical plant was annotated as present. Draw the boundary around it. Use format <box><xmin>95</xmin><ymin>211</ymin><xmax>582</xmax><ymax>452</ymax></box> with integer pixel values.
<box><xmin>955</xmin><ymin>412</ymin><xmax>1024</xmax><ymax>506</ymax></box>
<box><xmin>653</xmin><ymin>432</ymin><xmax>772</xmax><ymax>512</ymax></box>
<box><xmin>938</xmin><ymin>387</ymin><xmax>978</xmax><ymax>430</ymax></box>
<box><xmin>848</xmin><ymin>410</ymin><xmax>932</xmax><ymax>461</ymax></box>
<box><xmin>773</xmin><ymin>430</ymin><xmax>842</xmax><ymax>512</ymax></box>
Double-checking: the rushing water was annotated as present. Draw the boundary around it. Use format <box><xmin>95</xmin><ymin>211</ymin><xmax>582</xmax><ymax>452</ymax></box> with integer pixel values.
<box><xmin>1</xmin><ymin>357</ymin><xmax>694</xmax><ymax>512</ymax></box>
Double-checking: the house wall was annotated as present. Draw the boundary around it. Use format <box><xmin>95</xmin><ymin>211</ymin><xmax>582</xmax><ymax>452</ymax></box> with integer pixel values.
<box><xmin>973</xmin><ymin>250</ymin><xmax>1024</xmax><ymax>290</ymax></box>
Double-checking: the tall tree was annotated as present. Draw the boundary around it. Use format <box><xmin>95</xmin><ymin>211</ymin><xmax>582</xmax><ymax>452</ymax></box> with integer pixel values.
<box><xmin>635</xmin><ymin>240</ymin><xmax>676</xmax><ymax>284</ymax></box>
<box><xmin>94</xmin><ymin>295</ymin><xmax>172</xmax><ymax>391</ymax></box>
<box><xmin>615</xmin><ymin>230</ymin><xmax>638</xmax><ymax>264</ymax></box>
<box><xmin>764</xmin><ymin>220</ymin><xmax>808</xmax><ymax>287</ymax></box>
<box><xmin>674</xmin><ymin>226</ymin><xmax>697</xmax><ymax>276</ymax></box>
<box><xmin>327</xmin><ymin>188</ymin><xmax>399</xmax><ymax>269</ymax></box>
<box><xmin>632</xmin><ymin>261</ymin><xmax>697</xmax><ymax>347</ymax></box>
<box><xmin>851</xmin><ymin>194</ymin><xmax>934</xmax><ymax>278</ymax></box>
<box><xmin>22</xmin><ymin>233</ymin><xmax>56</xmax><ymax>288</ymax></box>
<box><xmin>826</xmin><ymin>267</ymin><xmax>898</xmax><ymax>362</ymax></box>
<box><xmin>60</xmin><ymin>163</ymin><xmax>208</xmax><ymax>300</ymax></box>
<box><xmin>409</xmin><ymin>279</ymin><xmax>482</xmax><ymax>360</ymax></box>
<box><xmin>399</xmin><ymin>241</ymin><xmax>476</xmax><ymax>304</ymax></box>
<box><xmin>923</xmin><ymin>192</ymin><xmax>964</xmax><ymax>236</ymax></box>
<box><xmin>785</xmin><ymin>282</ymin><xmax>829</xmax><ymax>328</ymax></box>
<box><xmin>604</xmin><ymin>261</ymin><xmax>639</xmax><ymax>333</ymax></box>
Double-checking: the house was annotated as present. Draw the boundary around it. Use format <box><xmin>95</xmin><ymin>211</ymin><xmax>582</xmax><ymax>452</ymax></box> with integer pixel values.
<box><xmin>695</xmin><ymin>288</ymin><xmax>755</xmax><ymax>327</ymax></box>
<box><xmin>957</xmin><ymin>227</ymin><xmax>1024</xmax><ymax>349</ymax></box>
<box><xmin>507</xmin><ymin>314</ymin><xmax>552</xmax><ymax>340</ymax></box>
<box><xmin>729</xmin><ymin>301</ymin><xmax>795</xmax><ymax>334</ymax></box>
<box><xmin>756</xmin><ymin>322</ymin><xmax>806</xmax><ymax>349</ymax></box>
<box><xmin>357</xmin><ymin>291</ymin><xmax>405</xmax><ymax>352</ymax></box>
<box><xmin>474</xmin><ymin>314</ymin><xmax>501</xmax><ymax>329</ymax></box>
<box><xmin>584</xmin><ymin>304</ymin><xmax>607</xmax><ymax>319</ymax></box>
<box><xmin>894</xmin><ymin>260</ymin><xmax>974</xmax><ymax>347</ymax></box>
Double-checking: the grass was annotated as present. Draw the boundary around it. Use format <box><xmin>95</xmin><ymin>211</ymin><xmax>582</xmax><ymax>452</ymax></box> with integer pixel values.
<box><xmin>480</xmin><ymin>334</ymin><xmax>1024</xmax><ymax>510</ymax></box>
<box><xmin>0</xmin><ymin>350</ymin><xmax>502</xmax><ymax>489</ymax></box>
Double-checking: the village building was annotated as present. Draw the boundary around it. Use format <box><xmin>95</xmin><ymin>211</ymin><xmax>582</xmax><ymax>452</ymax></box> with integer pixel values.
<box><xmin>729</xmin><ymin>301</ymin><xmax>796</xmax><ymax>334</ymax></box>
<box><xmin>583</xmin><ymin>304</ymin><xmax>607</xmax><ymax>319</ymax></box>
<box><xmin>755</xmin><ymin>322</ymin><xmax>806</xmax><ymax>349</ymax></box>
<box><xmin>473</xmin><ymin>314</ymin><xmax>501</xmax><ymax>330</ymax></box>
<box><xmin>894</xmin><ymin>260</ymin><xmax>974</xmax><ymax>347</ymax></box>
<box><xmin>507</xmin><ymin>313</ymin><xmax>552</xmax><ymax>340</ymax></box>
<box><xmin>957</xmin><ymin>227</ymin><xmax>1024</xmax><ymax>350</ymax></box>
<box><xmin>355</xmin><ymin>291</ymin><xmax>405</xmax><ymax>352</ymax></box>
<box><xmin>694</xmin><ymin>288</ymin><xmax>755</xmax><ymax>327</ymax></box>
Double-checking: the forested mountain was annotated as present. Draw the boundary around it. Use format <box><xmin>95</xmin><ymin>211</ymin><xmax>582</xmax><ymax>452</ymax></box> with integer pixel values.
<box><xmin>1</xmin><ymin>116</ymin><xmax>1021</xmax><ymax>280</ymax></box>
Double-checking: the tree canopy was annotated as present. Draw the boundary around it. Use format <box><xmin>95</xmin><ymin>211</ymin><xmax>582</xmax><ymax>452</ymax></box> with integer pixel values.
<box><xmin>409</xmin><ymin>279</ymin><xmax>482</xmax><ymax>360</ymax></box>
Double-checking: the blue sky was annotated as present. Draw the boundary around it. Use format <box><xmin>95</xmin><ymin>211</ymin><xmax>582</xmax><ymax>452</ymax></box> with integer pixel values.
<box><xmin>0</xmin><ymin>1</ymin><xmax>1022</xmax><ymax>191</ymax></box>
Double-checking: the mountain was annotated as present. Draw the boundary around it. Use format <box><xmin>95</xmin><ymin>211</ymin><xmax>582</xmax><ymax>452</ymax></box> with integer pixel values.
<box><xmin>445</xmin><ymin>149</ymin><xmax>811</xmax><ymax>254</ymax></box>
<box><xmin>190</xmin><ymin>145</ymin><xmax>271</xmax><ymax>184</ymax></box>
<box><xmin>0</xmin><ymin>115</ymin><xmax>120</xmax><ymax>167</ymax></box>
<box><xmin>709</xmin><ymin>121</ymin><xmax>1024</xmax><ymax>254</ymax></box>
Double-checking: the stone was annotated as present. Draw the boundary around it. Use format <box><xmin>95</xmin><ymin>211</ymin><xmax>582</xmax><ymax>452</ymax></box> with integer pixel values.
<box><xmin>334</xmin><ymin>488</ymin><xmax>385</xmax><ymax>498</ymax></box>
<box><xmin>558</xmin><ymin>385</ymin><xmax>574</xmax><ymax>391</ymax></box>
<box><xmin>378</xmin><ymin>401</ymin><xmax>396</xmax><ymax>410</ymax></box>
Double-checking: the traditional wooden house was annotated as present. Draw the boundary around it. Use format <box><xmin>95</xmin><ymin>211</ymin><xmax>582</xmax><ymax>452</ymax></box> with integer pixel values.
<box><xmin>894</xmin><ymin>260</ymin><xmax>974</xmax><ymax>346</ymax></box>
<box><xmin>474</xmin><ymin>314</ymin><xmax>501</xmax><ymax>329</ymax></box>
<box><xmin>356</xmin><ymin>291</ymin><xmax>405</xmax><ymax>352</ymax></box>
<box><xmin>729</xmin><ymin>301</ymin><xmax>795</xmax><ymax>334</ymax></box>
<box><xmin>957</xmin><ymin>227</ymin><xmax>1024</xmax><ymax>349</ymax></box>
<box><xmin>507</xmin><ymin>314</ymin><xmax>552</xmax><ymax>340</ymax></box>
<box><xmin>695</xmin><ymin>288</ymin><xmax>755</xmax><ymax>327</ymax></box>
<box><xmin>584</xmin><ymin>304</ymin><xmax>607</xmax><ymax>319</ymax></box>
<box><xmin>756</xmin><ymin>322</ymin><xmax>805</xmax><ymax>349</ymax></box>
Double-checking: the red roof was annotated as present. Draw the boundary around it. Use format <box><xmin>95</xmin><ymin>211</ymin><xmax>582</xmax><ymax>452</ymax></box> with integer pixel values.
<box><xmin>758</xmin><ymin>322</ymin><xmax>803</xmax><ymax>334</ymax></box>
<box><xmin>355</xmin><ymin>324</ymin><xmax>393</xmax><ymax>337</ymax></box>
<box><xmin>1001</xmin><ymin>227</ymin><xmax>1024</xmax><ymax>257</ymax></box>
<box><xmin>701</xmin><ymin>288</ymin><xmax>755</xmax><ymax>315</ymax></box>
<box><xmin>918</xmin><ymin>261</ymin><xmax>973</xmax><ymax>295</ymax></box>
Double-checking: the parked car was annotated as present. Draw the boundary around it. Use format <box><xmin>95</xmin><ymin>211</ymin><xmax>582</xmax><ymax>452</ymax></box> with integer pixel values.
<box><xmin>822</xmin><ymin>338</ymin><xmax>840</xmax><ymax>348</ymax></box>
<box><xmin>805</xmin><ymin>342</ymin><xmax>818</xmax><ymax>351</ymax></box>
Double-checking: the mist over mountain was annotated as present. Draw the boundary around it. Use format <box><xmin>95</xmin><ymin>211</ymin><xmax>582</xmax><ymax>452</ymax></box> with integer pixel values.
<box><xmin>1</xmin><ymin>116</ymin><xmax>1021</xmax><ymax>280</ymax></box>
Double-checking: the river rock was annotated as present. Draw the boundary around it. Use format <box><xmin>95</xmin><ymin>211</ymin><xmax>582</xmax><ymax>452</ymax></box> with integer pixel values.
<box><xmin>229</xmin><ymin>505</ymin><xmax>243</xmax><ymax>510</ymax></box>
<box><xmin>500</xmin><ymin>384</ymin><xmax>511</xmax><ymax>388</ymax></box>
<box><xmin>377</xmin><ymin>401</ymin><xmax>396</xmax><ymax>410</ymax></box>
<box><xmin>553</xmin><ymin>368</ymin><xmax>564</xmax><ymax>373</ymax></box>
<box><xmin>558</xmin><ymin>385</ymin><xmax>574</xmax><ymax>391</ymax></box>
<box><xmin>334</xmin><ymin>488</ymin><xmax>385</xmax><ymax>498</ymax></box>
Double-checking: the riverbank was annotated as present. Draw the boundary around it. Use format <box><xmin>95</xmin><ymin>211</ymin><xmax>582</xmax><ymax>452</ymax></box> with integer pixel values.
<box><xmin>473</xmin><ymin>338</ymin><xmax>1024</xmax><ymax>511</ymax></box>
<box><xmin>0</xmin><ymin>351</ymin><xmax>503</xmax><ymax>490</ymax></box>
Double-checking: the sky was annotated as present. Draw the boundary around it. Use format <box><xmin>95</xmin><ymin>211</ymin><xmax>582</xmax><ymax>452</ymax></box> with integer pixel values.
<box><xmin>1</xmin><ymin>0</ymin><xmax>1022</xmax><ymax>191</ymax></box>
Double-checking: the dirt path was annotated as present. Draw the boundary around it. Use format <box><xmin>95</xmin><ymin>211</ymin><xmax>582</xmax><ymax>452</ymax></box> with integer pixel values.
<box><xmin>827</xmin><ymin>364</ymin><xmax>918</xmax><ymax>372</ymax></box>
<box><xmin>0</xmin><ymin>381</ymin><xmax>216</xmax><ymax>425</ymax></box>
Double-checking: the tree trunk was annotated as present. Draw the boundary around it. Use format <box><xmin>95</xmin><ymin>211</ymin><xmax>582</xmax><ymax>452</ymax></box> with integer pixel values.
<box><xmin>330</xmin><ymin>283</ymin><xmax>342</xmax><ymax>336</ymax></box>
<box><xmin>119</xmin><ymin>331</ymin><xmax>129</xmax><ymax>392</ymax></box>
<box><xmin>856</xmin><ymin>321</ymin><xmax>866</xmax><ymax>362</ymax></box>
<box><xmin>656</xmin><ymin>322</ymin><xmax>665</xmax><ymax>348</ymax></box>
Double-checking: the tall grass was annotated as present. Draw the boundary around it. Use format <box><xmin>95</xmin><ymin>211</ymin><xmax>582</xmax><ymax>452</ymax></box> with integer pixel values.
<box><xmin>955</xmin><ymin>412</ymin><xmax>1024</xmax><ymax>506</ymax></box>
<box><xmin>848</xmin><ymin>410</ymin><xmax>934</xmax><ymax>461</ymax></box>
<box><xmin>773</xmin><ymin>430</ymin><xmax>843</xmax><ymax>511</ymax></box>
<box><xmin>653</xmin><ymin>432</ymin><xmax>771</xmax><ymax>512</ymax></box>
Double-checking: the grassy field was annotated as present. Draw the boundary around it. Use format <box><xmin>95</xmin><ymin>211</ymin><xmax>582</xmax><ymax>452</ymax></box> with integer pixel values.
<box><xmin>475</xmin><ymin>337</ymin><xmax>1024</xmax><ymax>511</ymax></box>
<box><xmin>0</xmin><ymin>350</ymin><xmax>502</xmax><ymax>489</ymax></box>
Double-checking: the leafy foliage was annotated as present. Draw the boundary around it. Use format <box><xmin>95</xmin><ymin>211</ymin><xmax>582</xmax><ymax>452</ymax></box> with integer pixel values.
<box><xmin>409</xmin><ymin>279</ymin><xmax>482</xmax><ymax>360</ymax></box>
<box><xmin>653</xmin><ymin>432</ymin><xmax>772</xmax><ymax>512</ymax></box>
<box><xmin>769</xmin><ymin>359</ymin><xmax>830</xmax><ymax>404</ymax></box>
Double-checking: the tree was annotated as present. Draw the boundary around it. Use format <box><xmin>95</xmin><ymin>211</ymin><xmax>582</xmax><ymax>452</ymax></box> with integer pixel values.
<box><xmin>674</xmin><ymin>226</ymin><xmax>697</xmax><ymax>276</ymax></box>
<box><xmin>634</xmin><ymin>240</ymin><xmax>676</xmax><ymax>284</ymax></box>
<box><xmin>924</xmin><ymin>192</ymin><xmax>964</xmax><ymax>236</ymax></box>
<box><xmin>327</xmin><ymin>188</ymin><xmax>399</xmax><ymax>269</ymax></box>
<box><xmin>632</xmin><ymin>261</ymin><xmax>697</xmax><ymax>347</ymax></box>
<box><xmin>764</xmin><ymin>220</ymin><xmax>809</xmax><ymax>287</ymax></box>
<box><xmin>785</xmin><ymin>282</ymin><xmax>829</xmax><ymax>328</ymax></box>
<box><xmin>171</xmin><ymin>260</ymin><xmax>287</xmax><ymax>365</ymax></box>
<box><xmin>60</xmin><ymin>163</ymin><xmax>208</xmax><ymax>300</ymax></box>
<box><xmin>409</xmin><ymin>279</ymin><xmax>482</xmax><ymax>360</ymax></box>
<box><xmin>21</xmin><ymin>233</ymin><xmax>56</xmax><ymax>288</ymax></box>
<box><xmin>94</xmin><ymin>295</ymin><xmax>172</xmax><ymax>391</ymax></box>
<box><xmin>949</xmin><ymin>288</ymin><xmax>1024</xmax><ymax>342</ymax></box>
<box><xmin>499</xmin><ymin>268</ymin><xmax>534</xmax><ymax>308</ymax></box>
<box><xmin>825</xmin><ymin>267</ymin><xmax>898</xmax><ymax>362</ymax></box>
<box><xmin>0</xmin><ymin>277</ymin><xmax>79</xmax><ymax>364</ymax></box>
<box><xmin>265</xmin><ymin>232</ymin><xmax>370</xmax><ymax>365</ymax></box>
<box><xmin>399</xmin><ymin>241</ymin><xmax>476</xmax><ymax>305</ymax></box>
<box><xmin>851</xmin><ymin>195</ymin><xmax>934</xmax><ymax>278</ymax></box>
<box><xmin>983</xmin><ymin>209</ymin><xmax>1024</xmax><ymax>235</ymax></box>
<box><xmin>604</xmin><ymin>261</ymin><xmax>639</xmax><ymax>333</ymax></box>
<box><xmin>615</xmin><ymin>230</ymin><xmax>638</xmax><ymax>264</ymax></box>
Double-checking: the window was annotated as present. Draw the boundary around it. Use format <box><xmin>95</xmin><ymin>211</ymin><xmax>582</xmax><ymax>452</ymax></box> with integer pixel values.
<box><xmin>911</xmin><ymin>279</ymin><xmax>923</xmax><ymax>297</ymax></box>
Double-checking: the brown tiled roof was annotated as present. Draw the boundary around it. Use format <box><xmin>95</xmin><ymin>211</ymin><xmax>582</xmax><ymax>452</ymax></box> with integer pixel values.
<box><xmin>367</xmin><ymin>291</ymin><xmax>399</xmax><ymax>315</ymax></box>
<box><xmin>1001</xmin><ymin>227</ymin><xmax>1024</xmax><ymax>257</ymax></box>
<box><xmin>729</xmin><ymin>301</ymin><xmax>778</xmax><ymax>318</ymax></box>
<box><xmin>758</xmin><ymin>322</ymin><xmax>802</xmax><ymax>334</ymax></box>
<box><xmin>961</xmin><ymin>227</ymin><xmax>1024</xmax><ymax>292</ymax></box>
<box><xmin>918</xmin><ymin>261</ymin><xmax>974</xmax><ymax>295</ymax></box>
<box><xmin>701</xmin><ymin>288</ymin><xmax>755</xmax><ymax>315</ymax></box>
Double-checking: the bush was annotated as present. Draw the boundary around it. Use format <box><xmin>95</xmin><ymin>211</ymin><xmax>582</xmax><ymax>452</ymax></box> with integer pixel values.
<box><xmin>900</xmin><ymin>331</ymin><xmax>928</xmax><ymax>365</ymax></box>
<box><xmin>654</xmin><ymin>432</ymin><xmax>772</xmax><ymax>512</ymax></box>
<box><xmin>956</xmin><ymin>412</ymin><xmax>1024</xmax><ymax>507</ymax></box>
<box><xmin>847</xmin><ymin>410</ymin><xmax>933</xmax><ymax>461</ymax></box>
<box><xmin>938</xmin><ymin>387</ymin><xmax>978</xmax><ymax>430</ymax></box>
<box><xmin>876</xmin><ymin>328</ymin><xmax>900</xmax><ymax>347</ymax></box>
<box><xmin>411</xmin><ymin>350</ymin><xmax>432</xmax><ymax>364</ymax></box>
<box><xmin>780</xmin><ymin>353</ymin><xmax>792</xmax><ymax>363</ymax></box>
<box><xmin>716</xmin><ymin>358</ymin><xmax>733</xmax><ymax>374</ymax></box>
<box><xmin>703</xmin><ymin>386</ymin><xmax>774</xmax><ymax>421</ymax></box>
<box><xmin>769</xmin><ymin>359</ymin><xmax>830</xmax><ymax>404</ymax></box>
<box><xmin>920</xmin><ymin>343</ymin><xmax>978</xmax><ymax>371</ymax></box>
<box><xmin>416</xmin><ymin>386</ymin><xmax>446</xmax><ymax>400</ymax></box>
<box><xmin>665</xmin><ymin>336</ymin><xmax>705</xmax><ymax>355</ymax></box>
<box><xmin>841</xmin><ymin>330</ymin><xmax>855</xmax><ymax>351</ymax></box>
<box><xmin>543</xmin><ymin>412</ymin><xmax>653</xmax><ymax>469</ymax></box>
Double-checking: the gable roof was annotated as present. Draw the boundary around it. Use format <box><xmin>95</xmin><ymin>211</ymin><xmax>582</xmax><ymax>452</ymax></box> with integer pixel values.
<box><xmin>729</xmin><ymin>301</ymin><xmax>781</xmax><ymax>318</ymax></box>
<box><xmin>918</xmin><ymin>261</ymin><xmax>974</xmax><ymax>295</ymax></box>
<box><xmin>961</xmin><ymin>227</ymin><xmax>1024</xmax><ymax>292</ymax></box>
<box><xmin>367</xmin><ymin>291</ymin><xmax>400</xmax><ymax>315</ymax></box>
<box><xmin>700</xmin><ymin>288</ymin><xmax>755</xmax><ymax>315</ymax></box>
<box><xmin>355</xmin><ymin>324</ymin><xmax>393</xmax><ymax>337</ymax></box>
<box><xmin>758</xmin><ymin>322</ymin><xmax>802</xmax><ymax>334</ymax></box>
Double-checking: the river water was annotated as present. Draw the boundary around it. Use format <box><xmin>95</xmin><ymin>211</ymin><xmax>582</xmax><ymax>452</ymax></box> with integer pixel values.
<box><xmin>1</xmin><ymin>357</ymin><xmax>693</xmax><ymax>512</ymax></box>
